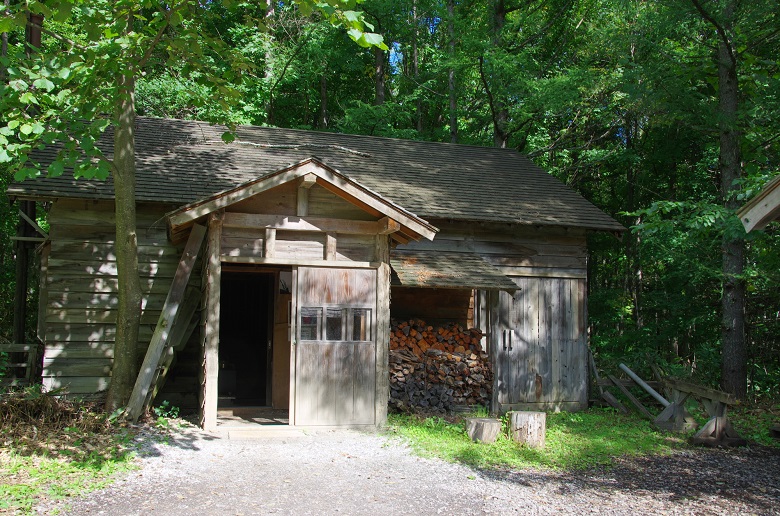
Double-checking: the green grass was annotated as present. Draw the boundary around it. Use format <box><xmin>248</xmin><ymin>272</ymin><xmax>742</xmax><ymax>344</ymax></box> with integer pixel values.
<box><xmin>386</xmin><ymin>408</ymin><xmax>685</xmax><ymax>471</ymax></box>
<box><xmin>728</xmin><ymin>401</ymin><xmax>780</xmax><ymax>447</ymax></box>
<box><xmin>0</xmin><ymin>427</ymin><xmax>139</xmax><ymax>514</ymax></box>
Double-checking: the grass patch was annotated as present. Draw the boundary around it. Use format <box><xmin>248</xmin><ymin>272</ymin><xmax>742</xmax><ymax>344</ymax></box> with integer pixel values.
<box><xmin>729</xmin><ymin>401</ymin><xmax>780</xmax><ymax>447</ymax></box>
<box><xmin>0</xmin><ymin>386</ymin><xmax>140</xmax><ymax>514</ymax></box>
<box><xmin>386</xmin><ymin>408</ymin><xmax>684</xmax><ymax>471</ymax></box>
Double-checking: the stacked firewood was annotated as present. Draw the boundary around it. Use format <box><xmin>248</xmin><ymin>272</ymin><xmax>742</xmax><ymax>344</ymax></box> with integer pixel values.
<box><xmin>388</xmin><ymin>319</ymin><xmax>492</xmax><ymax>413</ymax></box>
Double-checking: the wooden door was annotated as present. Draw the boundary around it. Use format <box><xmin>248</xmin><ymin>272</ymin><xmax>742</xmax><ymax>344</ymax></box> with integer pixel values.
<box><xmin>493</xmin><ymin>277</ymin><xmax>587</xmax><ymax>410</ymax></box>
<box><xmin>294</xmin><ymin>267</ymin><xmax>377</xmax><ymax>425</ymax></box>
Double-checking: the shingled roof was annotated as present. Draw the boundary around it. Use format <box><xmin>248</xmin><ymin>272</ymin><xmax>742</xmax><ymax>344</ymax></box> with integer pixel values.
<box><xmin>8</xmin><ymin>117</ymin><xmax>624</xmax><ymax>232</ymax></box>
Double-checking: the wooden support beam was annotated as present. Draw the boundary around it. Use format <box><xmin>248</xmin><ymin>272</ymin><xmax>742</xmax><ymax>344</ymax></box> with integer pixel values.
<box><xmin>297</xmin><ymin>173</ymin><xmax>317</xmax><ymax>216</ymax></box>
<box><xmin>663</xmin><ymin>378</ymin><xmax>737</xmax><ymax>405</ymax></box>
<box><xmin>221</xmin><ymin>255</ymin><xmax>379</xmax><ymax>269</ymax></box>
<box><xmin>608</xmin><ymin>374</ymin><xmax>654</xmax><ymax>420</ymax></box>
<box><xmin>264</xmin><ymin>228</ymin><xmax>276</xmax><ymax>258</ymax></box>
<box><xmin>378</xmin><ymin>216</ymin><xmax>400</xmax><ymax>235</ymax></box>
<box><xmin>19</xmin><ymin>208</ymin><xmax>49</xmax><ymax>239</ymax></box>
<box><xmin>125</xmin><ymin>224</ymin><xmax>206</xmax><ymax>422</ymax></box>
<box><xmin>150</xmin><ymin>287</ymin><xmax>201</xmax><ymax>403</ymax></box>
<box><xmin>202</xmin><ymin>212</ymin><xmax>223</xmax><ymax>432</ymax></box>
<box><xmin>223</xmin><ymin>212</ymin><xmax>399</xmax><ymax>236</ymax></box>
<box><xmin>375</xmin><ymin>234</ymin><xmax>390</xmax><ymax>426</ymax></box>
<box><xmin>654</xmin><ymin>390</ymin><xmax>697</xmax><ymax>433</ymax></box>
<box><xmin>325</xmin><ymin>233</ymin><xmax>337</xmax><ymax>260</ymax></box>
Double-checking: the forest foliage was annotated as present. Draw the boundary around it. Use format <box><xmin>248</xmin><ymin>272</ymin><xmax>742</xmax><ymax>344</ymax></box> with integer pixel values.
<box><xmin>0</xmin><ymin>0</ymin><xmax>778</xmax><ymax>399</ymax></box>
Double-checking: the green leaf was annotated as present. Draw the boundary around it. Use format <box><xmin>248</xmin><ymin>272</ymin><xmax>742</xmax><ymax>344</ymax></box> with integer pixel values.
<box><xmin>52</xmin><ymin>3</ymin><xmax>74</xmax><ymax>23</ymax></box>
<box><xmin>20</xmin><ymin>124</ymin><xmax>33</xmax><ymax>135</ymax></box>
<box><xmin>0</xmin><ymin>16</ymin><xmax>16</xmax><ymax>33</ymax></box>
<box><xmin>0</xmin><ymin>149</ymin><xmax>11</xmax><ymax>164</ymax></box>
<box><xmin>15</xmin><ymin>167</ymin><xmax>39</xmax><ymax>181</ymax></box>
<box><xmin>47</xmin><ymin>161</ymin><xmax>65</xmax><ymax>177</ymax></box>
<box><xmin>343</xmin><ymin>10</ymin><xmax>361</xmax><ymax>24</ymax></box>
<box><xmin>10</xmin><ymin>79</ymin><xmax>29</xmax><ymax>91</ymax></box>
<box><xmin>221</xmin><ymin>131</ymin><xmax>236</xmax><ymax>143</ymax></box>
<box><xmin>20</xmin><ymin>92</ymin><xmax>39</xmax><ymax>105</ymax></box>
<box><xmin>33</xmin><ymin>78</ymin><xmax>56</xmax><ymax>92</ymax></box>
<box><xmin>361</xmin><ymin>32</ymin><xmax>387</xmax><ymax>50</ymax></box>
<box><xmin>347</xmin><ymin>28</ymin><xmax>363</xmax><ymax>43</ymax></box>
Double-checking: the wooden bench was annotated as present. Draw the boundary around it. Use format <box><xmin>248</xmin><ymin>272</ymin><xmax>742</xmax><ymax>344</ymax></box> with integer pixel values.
<box><xmin>661</xmin><ymin>379</ymin><xmax>746</xmax><ymax>447</ymax></box>
<box><xmin>0</xmin><ymin>343</ymin><xmax>38</xmax><ymax>387</ymax></box>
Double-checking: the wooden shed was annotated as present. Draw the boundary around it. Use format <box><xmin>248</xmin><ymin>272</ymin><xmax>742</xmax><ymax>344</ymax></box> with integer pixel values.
<box><xmin>8</xmin><ymin>118</ymin><xmax>624</xmax><ymax>430</ymax></box>
<box><xmin>738</xmin><ymin>174</ymin><xmax>780</xmax><ymax>232</ymax></box>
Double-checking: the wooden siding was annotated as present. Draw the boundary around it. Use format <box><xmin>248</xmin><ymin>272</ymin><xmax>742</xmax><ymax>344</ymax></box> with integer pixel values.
<box><xmin>491</xmin><ymin>277</ymin><xmax>587</xmax><ymax>412</ymax></box>
<box><xmin>398</xmin><ymin>221</ymin><xmax>588</xmax><ymax>279</ymax></box>
<box><xmin>394</xmin><ymin>220</ymin><xmax>589</xmax><ymax>412</ymax></box>
<box><xmin>41</xmin><ymin>199</ymin><xmax>201</xmax><ymax>400</ymax></box>
<box><xmin>228</xmin><ymin>183</ymin><xmax>377</xmax><ymax>222</ymax></box>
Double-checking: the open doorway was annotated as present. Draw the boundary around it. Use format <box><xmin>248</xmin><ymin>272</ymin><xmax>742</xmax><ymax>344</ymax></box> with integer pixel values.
<box><xmin>217</xmin><ymin>267</ymin><xmax>291</xmax><ymax>426</ymax></box>
<box><xmin>218</xmin><ymin>270</ymin><xmax>273</xmax><ymax>406</ymax></box>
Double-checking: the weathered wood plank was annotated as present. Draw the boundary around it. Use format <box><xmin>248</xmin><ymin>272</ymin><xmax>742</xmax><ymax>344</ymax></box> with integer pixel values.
<box><xmin>43</xmin><ymin>376</ymin><xmax>111</xmax><ymax>394</ymax></box>
<box><xmin>202</xmin><ymin>212</ymin><xmax>223</xmax><ymax>431</ymax></box>
<box><xmin>44</xmin><ymin>342</ymin><xmax>115</xmax><ymax>359</ymax></box>
<box><xmin>222</xmin><ymin>256</ymin><xmax>379</xmax><ymax>268</ymax></box>
<box><xmin>43</xmin><ymin>358</ymin><xmax>113</xmax><ymax>377</ymax></box>
<box><xmin>223</xmin><ymin>212</ymin><xmax>394</xmax><ymax>236</ymax></box>
<box><xmin>375</xmin><ymin>236</ymin><xmax>390</xmax><ymax>426</ymax></box>
<box><xmin>126</xmin><ymin>224</ymin><xmax>206</xmax><ymax>422</ymax></box>
<box><xmin>297</xmin><ymin>173</ymin><xmax>317</xmax><ymax>217</ymax></box>
<box><xmin>609</xmin><ymin>374</ymin><xmax>654</xmax><ymax>420</ymax></box>
<box><xmin>264</xmin><ymin>228</ymin><xmax>276</xmax><ymax>258</ymax></box>
<box><xmin>325</xmin><ymin>233</ymin><xmax>337</xmax><ymax>260</ymax></box>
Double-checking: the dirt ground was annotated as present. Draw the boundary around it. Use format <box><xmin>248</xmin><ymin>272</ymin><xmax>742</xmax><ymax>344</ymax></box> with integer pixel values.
<box><xmin>37</xmin><ymin>425</ymin><xmax>780</xmax><ymax>515</ymax></box>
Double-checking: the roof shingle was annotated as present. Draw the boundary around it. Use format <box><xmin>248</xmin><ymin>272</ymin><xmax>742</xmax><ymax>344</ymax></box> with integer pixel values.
<box><xmin>8</xmin><ymin>117</ymin><xmax>624</xmax><ymax>232</ymax></box>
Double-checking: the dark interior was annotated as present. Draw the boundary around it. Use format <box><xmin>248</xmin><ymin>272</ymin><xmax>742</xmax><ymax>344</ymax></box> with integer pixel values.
<box><xmin>218</xmin><ymin>271</ymin><xmax>273</xmax><ymax>406</ymax></box>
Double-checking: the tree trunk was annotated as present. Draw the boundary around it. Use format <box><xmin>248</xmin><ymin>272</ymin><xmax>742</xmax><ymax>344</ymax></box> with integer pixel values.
<box><xmin>491</xmin><ymin>0</ymin><xmax>508</xmax><ymax>148</ymax></box>
<box><xmin>716</xmin><ymin>2</ymin><xmax>746</xmax><ymax>399</ymax></box>
<box><xmin>106</xmin><ymin>71</ymin><xmax>143</xmax><ymax>412</ymax></box>
<box><xmin>374</xmin><ymin>46</ymin><xmax>385</xmax><ymax>106</ymax></box>
<box><xmin>448</xmin><ymin>0</ymin><xmax>457</xmax><ymax>143</ymax></box>
<box><xmin>1</xmin><ymin>0</ymin><xmax>9</xmax><ymax>82</ymax></box>
<box><xmin>412</xmin><ymin>0</ymin><xmax>422</xmax><ymax>132</ymax></box>
<box><xmin>264</xmin><ymin>0</ymin><xmax>275</xmax><ymax>124</ymax></box>
<box><xmin>12</xmin><ymin>201</ymin><xmax>35</xmax><ymax>345</ymax></box>
<box><xmin>318</xmin><ymin>74</ymin><xmax>328</xmax><ymax>129</ymax></box>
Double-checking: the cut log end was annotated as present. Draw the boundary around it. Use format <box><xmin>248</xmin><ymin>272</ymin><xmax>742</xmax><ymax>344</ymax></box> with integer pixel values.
<box><xmin>510</xmin><ymin>411</ymin><xmax>546</xmax><ymax>449</ymax></box>
<box><xmin>466</xmin><ymin>417</ymin><xmax>502</xmax><ymax>444</ymax></box>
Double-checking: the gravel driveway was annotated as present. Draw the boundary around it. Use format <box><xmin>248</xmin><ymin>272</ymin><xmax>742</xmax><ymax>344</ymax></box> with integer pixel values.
<box><xmin>39</xmin><ymin>424</ymin><xmax>779</xmax><ymax>515</ymax></box>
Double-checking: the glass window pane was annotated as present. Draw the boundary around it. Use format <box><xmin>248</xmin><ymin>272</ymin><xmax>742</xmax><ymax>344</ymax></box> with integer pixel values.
<box><xmin>352</xmin><ymin>308</ymin><xmax>372</xmax><ymax>341</ymax></box>
<box><xmin>326</xmin><ymin>308</ymin><xmax>344</xmax><ymax>341</ymax></box>
<box><xmin>300</xmin><ymin>307</ymin><xmax>321</xmax><ymax>341</ymax></box>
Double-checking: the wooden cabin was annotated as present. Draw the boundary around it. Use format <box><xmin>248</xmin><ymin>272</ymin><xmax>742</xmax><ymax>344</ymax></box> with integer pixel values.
<box><xmin>738</xmin><ymin>174</ymin><xmax>780</xmax><ymax>232</ymax></box>
<box><xmin>8</xmin><ymin>118</ymin><xmax>624</xmax><ymax>430</ymax></box>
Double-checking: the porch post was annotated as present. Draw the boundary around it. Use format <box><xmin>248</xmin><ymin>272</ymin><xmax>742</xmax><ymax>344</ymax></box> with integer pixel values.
<box><xmin>202</xmin><ymin>211</ymin><xmax>223</xmax><ymax>431</ymax></box>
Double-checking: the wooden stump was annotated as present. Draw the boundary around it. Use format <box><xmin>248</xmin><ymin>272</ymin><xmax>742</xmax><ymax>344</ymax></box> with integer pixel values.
<box><xmin>510</xmin><ymin>411</ymin><xmax>546</xmax><ymax>449</ymax></box>
<box><xmin>465</xmin><ymin>418</ymin><xmax>501</xmax><ymax>444</ymax></box>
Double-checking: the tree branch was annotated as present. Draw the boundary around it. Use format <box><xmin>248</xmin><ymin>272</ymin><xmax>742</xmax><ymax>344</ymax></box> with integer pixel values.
<box><xmin>478</xmin><ymin>55</ymin><xmax>499</xmax><ymax>135</ymax></box>
<box><xmin>136</xmin><ymin>9</ymin><xmax>173</xmax><ymax>69</ymax></box>
<box><xmin>690</xmin><ymin>0</ymin><xmax>737</xmax><ymax>67</ymax></box>
<box><xmin>33</xmin><ymin>22</ymin><xmax>88</xmax><ymax>53</ymax></box>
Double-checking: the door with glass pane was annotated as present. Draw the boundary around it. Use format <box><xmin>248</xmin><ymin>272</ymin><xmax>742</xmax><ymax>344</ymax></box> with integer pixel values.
<box><xmin>294</xmin><ymin>267</ymin><xmax>377</xmax><ymax>425</ymax></box>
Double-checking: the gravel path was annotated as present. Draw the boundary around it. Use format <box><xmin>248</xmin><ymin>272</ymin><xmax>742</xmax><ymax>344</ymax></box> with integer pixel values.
<box><xmin>39</xmin><ymin>424</ymin><xmax>780</xmax><ymax>515</ymax></box>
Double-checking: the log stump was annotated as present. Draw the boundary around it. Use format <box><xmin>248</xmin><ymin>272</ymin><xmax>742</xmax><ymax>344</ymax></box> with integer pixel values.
<box><xmin>510</xmin><ymin>411</ymin><xmax>546</xmax><ymax>449</ymax></box>
<box><xmin>466</xmin><ymin>418</ymin><xmax>501</xmax><ymax>444</ymax></box>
